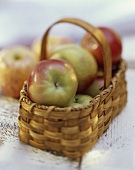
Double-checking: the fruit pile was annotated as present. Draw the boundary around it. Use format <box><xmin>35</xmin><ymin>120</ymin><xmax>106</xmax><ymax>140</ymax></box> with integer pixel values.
<box><xmin>0</xmin><ymin>26</ymin><xmax>122</xmax><ymax>108</ymax></box>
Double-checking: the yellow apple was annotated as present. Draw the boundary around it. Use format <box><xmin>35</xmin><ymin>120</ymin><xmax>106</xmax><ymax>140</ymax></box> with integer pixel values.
<box><xmin>0</xmin><ymin>45</ymin><xmax>38</xmax><ymax>98</ymax></box>
<box><xmin>31</xmin><ymin>36</ymin><xmax>73</xmax><ymax>60</ymax></box>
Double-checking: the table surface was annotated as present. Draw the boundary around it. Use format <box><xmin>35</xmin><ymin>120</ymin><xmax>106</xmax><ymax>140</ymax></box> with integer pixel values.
<box><xmin>0</xmin><ymin>1</ymin><xmax>135</xmax><ymax>170</ymax></box>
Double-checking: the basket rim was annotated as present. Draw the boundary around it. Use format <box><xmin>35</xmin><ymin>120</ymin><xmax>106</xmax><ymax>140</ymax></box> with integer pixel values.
<box><xmin>20</xmin><ymin>59</ymin><xmax>127</xmax><ymax>113</ymax></box>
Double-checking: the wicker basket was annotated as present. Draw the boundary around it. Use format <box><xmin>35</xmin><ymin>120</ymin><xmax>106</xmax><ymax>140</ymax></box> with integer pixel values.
<box><xmin>18</xmin><ymin>18</ymin><xmax>127</xmax><ymax>159</ymax></box>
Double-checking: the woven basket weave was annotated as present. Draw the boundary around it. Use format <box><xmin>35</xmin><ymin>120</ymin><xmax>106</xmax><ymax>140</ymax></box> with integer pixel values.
<box><xmin>18</xmin><ymin>18</ymin><xmax>127</xmax><ymax>159</ymax></box>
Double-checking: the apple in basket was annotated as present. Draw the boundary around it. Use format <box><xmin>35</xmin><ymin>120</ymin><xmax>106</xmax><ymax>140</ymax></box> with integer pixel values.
<box><xmin>84</xmin><ymin>76</ymin><xmax>104</xmax><ymax>97</ymax></box>
<box><xmin>50</xmin><ymin>44</ymin><xmax>98</xmax><ymax>93</ymax></box>
<box><xmin>68</xmin><ymin>94</ymin><xmax>93</xmax><ymax>108</ymax></box>
<box><xmin>31</xmin><ymin>36</ymin><xmax>73</xmax><ymax>61</ymax></box>
<box><xmin>81</xmin><ymin>26</ymin><xmax>122</xmax><ymax>69</ymax></box>
<box><xmin>27</xmin><ymin>59</ymin><xmax>78</xmax><ymax>107</ymax></box>
<box><xmin>0</xmin><ymin>45</ymin><xmax>38</xmax><ymax>98</ymax></box>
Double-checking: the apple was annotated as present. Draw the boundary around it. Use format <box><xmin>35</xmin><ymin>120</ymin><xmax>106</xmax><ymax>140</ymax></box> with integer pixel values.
<box><xmin>50</xmin><ymin>44</ymin><xmax>98</xmax><ymax>93</ymax></box>
<box><xmin>68</xmin><ymin>94</ymin><xmax>93</xmax><ymax>107</ymax></box>
<box><xmin>0</xmin><ymin>45</ymin><xmax>38</xmax><ymax>98</ymax></box>
<box><xmin>97</xmin><ymin>69</ymin><xmax>104</xmax><ymax>78</ymax></box>
<box><xmin>81</xmin><ymin>27</ymin><xmax>122</xmax><ymax>69</ymax></box>
<box><xmin>31</xmin><ymin>36</ymin><xmax>73</xmax><ymax>61</ymax></box>
<box><xmin>27</xmin><ymin>59</ymin><xmax>78</xmax><ymax>107</ymax></box>
<box><xmin>84</xmin><ymin>77</ymin><xmax>104</xmax><ymax>97</ymax></box>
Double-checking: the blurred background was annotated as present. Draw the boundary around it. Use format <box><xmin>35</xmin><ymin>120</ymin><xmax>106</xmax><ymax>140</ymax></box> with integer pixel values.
<box><xmin>0</xmin><ymin>0</ymin><xmax>135</xmax><ymax>63</ymax></box>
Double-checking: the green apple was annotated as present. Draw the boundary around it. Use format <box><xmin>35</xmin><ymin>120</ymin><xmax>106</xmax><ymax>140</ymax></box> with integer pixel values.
<box><xmin>68</xmin><ymin>94</ymin><xmax>93</xmax><ymax>107</ymax></box>
<box><xmin>50</xmin><ymin>44</ymin><xmax>98</xmax><ymax>93</ymax></box>
<box><xmin>27</xmin><ymin>59</ymin><xmax>78</xmax><ymax>107</ymax></box>
<box><xmin>84</xmin><ymin>77</ymin><xmax>104</xmax><ymax>97</ymax></box>
<box><xmin>0</xmin><ymin>45</ymin><xmax>38</xmax><ymax>98</ymax></box>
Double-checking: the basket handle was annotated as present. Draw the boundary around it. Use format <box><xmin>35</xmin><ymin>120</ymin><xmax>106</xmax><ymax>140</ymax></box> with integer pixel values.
<box><xmin>40</xmin><ymin>18</ymin><xmax>112</xmax><ymax>89</ymax></box>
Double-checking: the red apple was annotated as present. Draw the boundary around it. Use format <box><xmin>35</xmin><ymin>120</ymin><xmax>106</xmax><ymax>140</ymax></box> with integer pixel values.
<box><xmin>50</xmin><ymin>44</ymin><xmax>98</xmax><ymax>93</ymax></box>
<box><xmin>27</xmin><ymin>59</ymin><xmax>78</xmax><ymax>107</ymax></box>
<box><xmin>31</xmin><ymin>36</ymin><xmax>73</xmax><ymax>61</ymax></box>
<box><xmin>0</xmin><ymin>45</ymin><xmax>38</xmax><ymax>98</ymax></box>
<box><xmin>81</xmin><ymin>27</ymin><xmax>122</xmax><ymax>69</ymax></box>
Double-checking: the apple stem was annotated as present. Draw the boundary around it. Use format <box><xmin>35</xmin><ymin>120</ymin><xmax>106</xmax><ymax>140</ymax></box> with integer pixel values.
<box><xmin>54</xmin><ymin>82</ymin><xmax>59</xmax><ymax>88</ymax></box>
<box><xmin>14</xmin><ymin>54</ymin><xmax>21</xmax><ymax>60</ymax></box>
